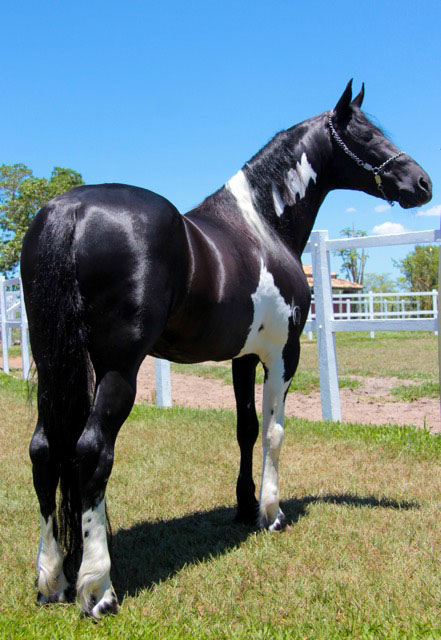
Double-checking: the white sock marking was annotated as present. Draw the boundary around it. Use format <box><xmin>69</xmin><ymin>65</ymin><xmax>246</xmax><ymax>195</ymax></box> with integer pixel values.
<box><xmin>36</xmin><ymin>512</ymin><xmax>69</xmax><ymax>601</ymax></box>
<box><xmin>77</xmin><ymin>499</ymin><xmax>116</xmax><ymax>617</ymax></box>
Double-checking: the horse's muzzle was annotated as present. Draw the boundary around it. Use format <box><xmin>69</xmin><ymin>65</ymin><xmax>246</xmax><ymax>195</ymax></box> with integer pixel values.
<box><xmin>399</xmin><ymin>172</ymin><xmax>432</xmax><ymax>208</ymax></box>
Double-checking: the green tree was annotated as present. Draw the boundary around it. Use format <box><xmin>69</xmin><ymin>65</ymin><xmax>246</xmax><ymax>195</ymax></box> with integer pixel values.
<box><xmin>335</xmin><ymin>225</ymin><xmax>368</xmax><ymax>285</ymax></box>
<box><xmin>363</xmin><ymin>272</ymin><xmax>398</xmax><ymax>292</ymax></box>
<box><xmin>0</xmin><ymin>164</ymin><xmax>83</xmax><ymax>274</ymax></box>
<box><xmin>394</xmin><ymin>245</ymin><xmax>439</xmax><ymax>310</ymax></box>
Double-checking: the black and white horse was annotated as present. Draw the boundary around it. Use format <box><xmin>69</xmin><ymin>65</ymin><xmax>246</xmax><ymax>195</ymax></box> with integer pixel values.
<box><xmin>21</xmin><ymin>81</ymin><xmax>431</xmax><ymax>618</ymax></box>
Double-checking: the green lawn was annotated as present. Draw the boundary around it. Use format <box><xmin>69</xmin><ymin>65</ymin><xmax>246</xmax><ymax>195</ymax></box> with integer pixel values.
<box><xmin>299</xmin><ymin>331</ymin><xmax>438</xmax><ymax>382</ymax></box>
<box><xmin>1</xmin><ymin>375</ymin><xmax>441</xmax><ymax>638</ymax></box>
<box><xmin>171</xmin><ymin>332</ymin><xmax>438</xmax><ymax>399</ymax></box>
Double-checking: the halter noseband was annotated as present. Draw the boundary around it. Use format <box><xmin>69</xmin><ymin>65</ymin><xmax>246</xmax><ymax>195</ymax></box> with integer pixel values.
<box><xmin>327</xmin><ymin>112</ymin><xmax>404</xmax><ymax>207</ymax></box>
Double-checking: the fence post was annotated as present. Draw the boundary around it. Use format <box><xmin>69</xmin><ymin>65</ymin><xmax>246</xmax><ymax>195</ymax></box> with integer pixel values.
<box><xmin>432</xmin><ymin>289</ymin><xmax>438</xmax><ymax>336</ymax></box>
<box><xmin>0</xmin><ymin>276</ymin><xmax>9</xmax><ymax>375</ymax></box>
<box><xmin>19</xmin><ymin>278</ymin><xmax>31</xmax><ymax>380</ymax></box>
<box><xmin>368</xmin><ymin>290</ymin><xmax>375</xmax><ymax>339</ymax></box>
<box><xmin>310</xmin><ymin>230</ymin><xmax>341</xmax><ymax>421</ymax></box>
<box><xmin>438</xmin><ymin>237</ymin><xmax>441</xmax><ymax>422</ymax></box>
<box><xmin>155</xmin><ymin>358</ymin><xmax>172</xmax><ymax>408</ymax></box>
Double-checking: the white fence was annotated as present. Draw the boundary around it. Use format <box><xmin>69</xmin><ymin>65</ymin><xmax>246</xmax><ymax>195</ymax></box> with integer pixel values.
<box><xmin>304</xmin><ymin>228</ymin><xmax>440</xmax><ymax>421</ymax></box>
<box><xmin>1</xmin><ymin>228</ymin><xmax>440</xmax><ymax>417</ymax></box>
<box><xmin>305</xmin><ymin>289</ymin><xmax>438</xmax><ymax>340</ymax></box>
<box><xmin>0</xmin><ymin>275</ymin><xmax>31</xmax><ymax>379</ymax></box>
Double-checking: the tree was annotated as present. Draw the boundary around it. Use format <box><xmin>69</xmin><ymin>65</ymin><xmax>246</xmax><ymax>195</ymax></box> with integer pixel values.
<box><xmin>394</xmin><ymin>245</ymin><xmax>439</xmax><ymax>310</ymax></box>
<box><xmin>0</xmin><ymin>164</ymin><xmax>84</xmax><ymax>274</ymax></box>
<box><xmin>334</xmin><ymin>225</ymin><xmax>368</xmax><ymax>285</ymax></box>
<box><xmin>363</xmin><ymin>272</ymin><xmax>398</xmax><ymax>292</ymax></box>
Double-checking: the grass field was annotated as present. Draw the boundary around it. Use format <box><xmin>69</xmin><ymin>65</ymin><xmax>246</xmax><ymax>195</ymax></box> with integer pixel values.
<box><xmin>171</xmin><ymin>332</ymin><xmax>439</xmax><ymax>398</ymax></box>
<box><xmin>1</xmin><ymin>372</ymin><xmax>441</xmax><ymax>639</ymax></box>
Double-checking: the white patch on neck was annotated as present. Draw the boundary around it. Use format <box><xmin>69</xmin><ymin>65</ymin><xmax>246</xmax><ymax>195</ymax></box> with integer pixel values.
<box><xmin>285</xmin><ymin>152</ymin><xmax>317</xmax><ymax>203</ymax></box>
<box><xmin>225</xmin><ymin>170</ymin><xmax>272</xmax><ymax>246</ymax></box>
<box><xmin>271</xmin><ymin>183</ymin><xmax>285</xmax><ymax>217</ymax></box>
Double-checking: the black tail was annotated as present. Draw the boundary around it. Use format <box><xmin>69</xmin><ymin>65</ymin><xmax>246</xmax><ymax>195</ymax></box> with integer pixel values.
<box><xmin>24</xmin><ymin>204</ymin><xmax>94</xmax><ymax>572</ymax></box>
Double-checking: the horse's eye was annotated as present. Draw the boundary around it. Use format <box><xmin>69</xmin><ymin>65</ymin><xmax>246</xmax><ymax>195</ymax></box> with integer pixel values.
<box><xmin>356</xmin><ymin>130</ymin><xmax>373</xmax><ymax>143</ymax></box>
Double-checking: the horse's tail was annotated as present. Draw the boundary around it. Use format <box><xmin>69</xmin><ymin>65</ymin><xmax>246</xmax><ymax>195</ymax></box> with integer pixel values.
<box><xmin>23</xmin><ymin>202</ymin><xmax>94</xmax><ymax>571</ymax></box>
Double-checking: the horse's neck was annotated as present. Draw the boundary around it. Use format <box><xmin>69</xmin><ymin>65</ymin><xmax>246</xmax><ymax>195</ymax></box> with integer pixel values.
<box><xmin>187</xmin><ymin>114</ymin><xmax>332</xmax><ymax>256</ymax></box>
<box><xmin>240</xmin><ymin>114</ymin><xmax>332</xmax><ymax>255</ymax></box>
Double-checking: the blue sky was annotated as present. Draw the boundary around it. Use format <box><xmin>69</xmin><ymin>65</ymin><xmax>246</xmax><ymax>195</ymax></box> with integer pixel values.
<box><xmin>2</xmin><ymin>0</ymin><xmax>440</xmax><ymax>279</ymax></box>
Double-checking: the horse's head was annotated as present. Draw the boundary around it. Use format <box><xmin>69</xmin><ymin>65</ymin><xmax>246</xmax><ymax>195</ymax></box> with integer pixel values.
<box><xmin>328</xmin><ymin>80</ymin><xmax>432</xmax><ymax>208</ymax></box>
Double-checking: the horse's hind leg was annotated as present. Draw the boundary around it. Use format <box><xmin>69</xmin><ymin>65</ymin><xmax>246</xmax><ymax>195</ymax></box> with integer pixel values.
<box><xmin>232</xmin><ymin>354</ymin><xmax>260</xmax><ymax>524</ymax></box>
<box><xmin>76</xmin><ymin>367</ymin><xmax>136</xmax><ymax>619</ymax></box>
<box><xmin>30</xmin><ymin>419</ymin><xmax>70</xmax><ymax>603</ymax></box>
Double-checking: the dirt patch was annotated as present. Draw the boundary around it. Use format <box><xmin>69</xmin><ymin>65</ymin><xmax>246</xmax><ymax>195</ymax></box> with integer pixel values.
<box><xmin>136</xmin><ymin>358</ymin><xmax>441</xmax><ymax>433</ymax></box>
<box><xmin>6</xmin><ymin>355</ymin><xmax>439</xmax><ymax>433</ymax></box>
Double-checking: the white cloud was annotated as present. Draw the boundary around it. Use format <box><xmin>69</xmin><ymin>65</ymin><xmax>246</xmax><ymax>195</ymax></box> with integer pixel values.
<box><xmin>372</xmin><ymin>222</ymin><xmax>409</xmax><ymax>235</ymax></box>
<box><xmin>345</xmin><ymin>207</ymin><xmax>356</xmax><ymax>213</ymax></box>
<box><xmin>416</xmin><ymin>204</ymin><xmax>441</xmax><ymax>217</ymax></box>
<box><xmin>374</xmin><ymin>204</ymin><xmax>391</xmax><ymax>213</ymax></box>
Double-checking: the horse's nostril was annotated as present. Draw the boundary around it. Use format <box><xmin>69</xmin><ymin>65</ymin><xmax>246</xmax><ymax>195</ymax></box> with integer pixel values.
<box><xmin>419</xmin><ymin>177</ymin><xmax>430</xmax><ymax>193</ymax></box>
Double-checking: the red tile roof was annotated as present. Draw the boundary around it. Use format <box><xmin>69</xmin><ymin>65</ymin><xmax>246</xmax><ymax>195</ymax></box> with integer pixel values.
<box><xmin>302</xmin><ymin>265</ymin><xmax>363</xmax><ymax>291</ymax></box>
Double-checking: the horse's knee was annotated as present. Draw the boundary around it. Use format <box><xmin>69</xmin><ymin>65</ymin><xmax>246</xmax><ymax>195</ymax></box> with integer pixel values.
<box><xmin>76</xmin><ymin>424</ymin><xmax>114</xmax><ymax>502</ymax></box>
<box><xmin>29</xmin><ymin>424</ymin><xmax>50</xmax><ymax>466</ymax></box>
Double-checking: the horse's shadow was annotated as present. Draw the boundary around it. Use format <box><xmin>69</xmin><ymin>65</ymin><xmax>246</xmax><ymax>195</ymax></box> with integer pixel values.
<box><xmin>111</xmin><ymin>493</ymin><xmax>419</xmax><ymax>599</ymax></box>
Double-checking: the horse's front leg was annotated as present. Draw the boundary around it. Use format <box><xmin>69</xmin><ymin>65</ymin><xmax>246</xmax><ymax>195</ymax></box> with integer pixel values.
<box><xmin>258</xmin><ymin>356</ymin><xmax>291</xmax><ymax>532</ymax></box>
<box><xmin>232</xmin><ymin>354</ymin><xmax>260</xmax><ymax>524</ymax></box>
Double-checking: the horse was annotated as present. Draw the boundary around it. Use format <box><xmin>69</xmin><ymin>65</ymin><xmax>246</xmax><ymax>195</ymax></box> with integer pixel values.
<box><xmin>21</xmin><ymin>80</ymin><xmax>432</xmax><ymax>618</ymax></box>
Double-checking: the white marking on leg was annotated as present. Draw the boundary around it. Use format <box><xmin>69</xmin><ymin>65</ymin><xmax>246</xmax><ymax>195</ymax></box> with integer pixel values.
<box><xmin>77</xmin><ymin>499</ymin><xmax>117</xmax><ymax>618</ymax></box>
<box><xmin>285</xmin><ymin>152</ymin><xmax>317</xmax><ymax>202</ymax></box>
<box><xmin>259</xmin><ymin>360</ymin><xmax>286</xmax><ymax>529</ymax></box>
<box><xmin>237</xmin><ymin>261</ymin><xmax>301</xmax><ymax>530</ymax></box>
<box><xmin>225</xmin><ymin>170</ymin><xmax>273</xmax><ymax>246</ymax></box>
<box><xmin>36</xmin><ymin>512</ymin><xmax>69</xmax><ymax>602</ymax></box>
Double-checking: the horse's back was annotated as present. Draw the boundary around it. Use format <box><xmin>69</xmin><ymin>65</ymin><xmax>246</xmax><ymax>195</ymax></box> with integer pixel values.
<box><xmin>22</xmin><ymin>183</ymin><xmax>190</xmax><ymax>370</ymax></box>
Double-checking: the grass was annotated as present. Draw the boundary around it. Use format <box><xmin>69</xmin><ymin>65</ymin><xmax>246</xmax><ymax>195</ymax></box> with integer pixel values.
<box><xmin>172</xmin><ymin>362</ymin><xmax>361</xmax><ymax>394</ymax></box>
<box><xmin>391</xmin><ymin>381</ymin><xmax>440</xmax><ymax>402</ymax></box>
<box><xmin>1</xmin><ymin>374</ymin><xmax>441</xmax><ymax>638</ymax></box>
<box><xmin>300</xmin><ymin>331</ymin><xmax>438</xmax><ymax>382</ymax></box>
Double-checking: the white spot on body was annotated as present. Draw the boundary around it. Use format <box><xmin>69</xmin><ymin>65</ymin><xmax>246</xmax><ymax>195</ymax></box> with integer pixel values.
<box><xmin>237</xmin><ymin>261</ymin><xmax>297</xmax><ymax>363</ymax></box>
<box><xmin>285</xmin><ymin>152</ymin><xmax>317</xmax><ymax>202</ymax></box>
<box><xmin>36</xmin><ymin>512</ymin><xmax>69</xmax><ymax>602</ymax></box>
<box><xmin>77</xmin><ymin>499</ymin><xmax>117</xmax><ymax>618</ymax></box>
<box><xmin>225</xmin><ymin>170</ymin><xmax>273</xmax><ymax>247</ymax></box>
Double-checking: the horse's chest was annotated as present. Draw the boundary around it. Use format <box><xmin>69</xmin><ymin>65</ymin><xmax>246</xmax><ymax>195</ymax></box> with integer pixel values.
<box><xmin>238</xmin><ymin>261</ymin><xmax>301</xmax><ymax>362</ymax></box>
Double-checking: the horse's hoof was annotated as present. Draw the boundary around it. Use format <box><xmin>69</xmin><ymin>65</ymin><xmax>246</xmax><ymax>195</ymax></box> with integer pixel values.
<box><xmin>259</xmin><ymin>510</ymin><xmax>287</xmax><ymax>532</ymax></box>
<box><xmin>36</xmin><ymin>583</ymin><xmax>74</xmax><ymax>606</ymax></box>
<box><xmin>234</xmin><ymin>500</ymin><xmax>259</xmax><ymax>525</ymax></box>
<box><xmin>82</xmin><ymin>591</ymin><xmax>119</xmax><ymax>620</ymax></box>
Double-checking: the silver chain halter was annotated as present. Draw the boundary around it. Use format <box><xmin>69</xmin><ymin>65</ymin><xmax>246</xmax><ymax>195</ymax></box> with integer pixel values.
<box><xmin>327</xmin><ymin>112</ymin><xmax>404</xmax><ymax>206</ymax></box>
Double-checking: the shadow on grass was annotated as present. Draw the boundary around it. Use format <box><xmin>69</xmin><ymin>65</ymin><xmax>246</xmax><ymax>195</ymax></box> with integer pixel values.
<box><xmin>112</xmin><ymin>493</ymin><xmax>419</xmax><ymax>600</ymax></box>
<box><xmin>282</xmin><ymin>493</ymin><xmax>420</xmax><ymax>525</ymax></box>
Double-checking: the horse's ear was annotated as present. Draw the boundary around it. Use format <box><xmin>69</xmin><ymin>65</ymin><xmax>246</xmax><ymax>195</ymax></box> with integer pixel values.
<box><xmin>351</xmin><ymin>83</ymin><xmax>365</xmax><ymax>108</ymax></box>
<box><xmin>334</xmin><ymin>79</ymin><xmax>353</xmax><ymax>121</ymax></box>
